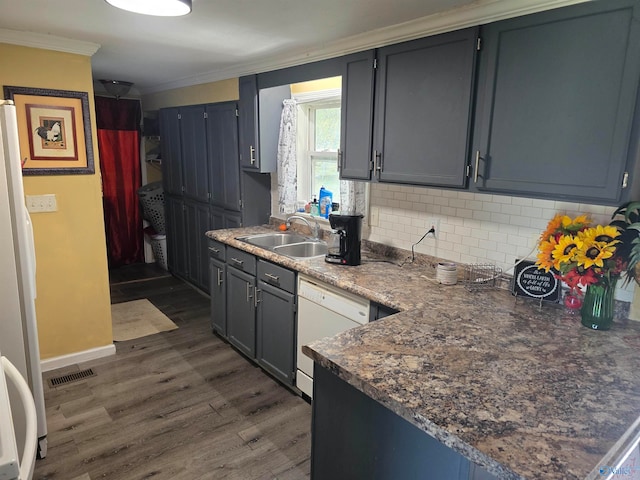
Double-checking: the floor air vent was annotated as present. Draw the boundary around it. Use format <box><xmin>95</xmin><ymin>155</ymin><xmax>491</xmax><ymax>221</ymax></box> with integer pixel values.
<box><xmin>48</xmin><ymin>368</ymin><xmax>96</xmax><ymax>387</ymax></box>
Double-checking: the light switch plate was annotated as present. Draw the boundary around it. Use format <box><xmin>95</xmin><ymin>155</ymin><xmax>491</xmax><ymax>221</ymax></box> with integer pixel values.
<box><xmin>26</xmin><ymin>194</ymin><xmax>57</xmax><ymax>213</ymax></box>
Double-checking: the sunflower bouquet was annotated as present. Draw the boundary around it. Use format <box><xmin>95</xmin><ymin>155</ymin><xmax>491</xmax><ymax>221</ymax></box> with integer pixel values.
<box><xmin>535</xmin><ymin>214</ymin><xmax>625</xmax><ymax>293</ymax></box>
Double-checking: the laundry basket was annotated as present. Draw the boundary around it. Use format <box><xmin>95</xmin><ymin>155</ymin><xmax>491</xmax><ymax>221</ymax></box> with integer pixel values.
<box><xmin>137</xmin><ymin>181</ymin><xmax>165</xmax><ymax>235</ymax></box>
<box><xmin>150</xmin><ymin>235</ymin><xmax>167</xmax><ymax>270</ymax></box>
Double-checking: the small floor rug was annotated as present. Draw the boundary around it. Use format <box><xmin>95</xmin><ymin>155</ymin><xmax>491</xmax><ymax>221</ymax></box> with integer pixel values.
<box><xmin>111</xmin><ymin>299</ymin><xmax>178</xmax><ymax>341</ymax></box>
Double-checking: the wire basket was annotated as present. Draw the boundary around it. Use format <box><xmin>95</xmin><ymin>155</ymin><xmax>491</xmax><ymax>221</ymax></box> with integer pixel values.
<box><xmin>137</xmin><ymin>181</ymin><xmax>165</xmax><ymax>234</ymax></box>
<box><xmin>462</xmin><ymin>264</ymin><xmax>502</xmax><ymax>291</ymax></box>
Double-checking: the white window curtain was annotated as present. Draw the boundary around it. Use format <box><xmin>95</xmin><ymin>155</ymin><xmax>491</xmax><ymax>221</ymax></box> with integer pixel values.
<box><xmin>339</xmin><ymin>180</ymin><xmax>367</xmax><ymax>215</ymax></box>
<box><xmin>277</xmin><ymin>99</ymin><xmax>297</xmax><ymax>213</ymax></box>
<box><xmin>277</xmin><ymin>93</ymin><xmax>367</xmax><ymax>216</ymax></box>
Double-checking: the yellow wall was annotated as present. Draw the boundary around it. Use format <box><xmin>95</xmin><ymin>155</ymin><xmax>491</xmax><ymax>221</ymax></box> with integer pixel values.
<box><xmin>141</xmin><ymin>78</ymin><xmax>239</xmax><ymax>111</ymax></box>
<box><xmin>0</xmin><ymin>43</ymin><xmax>112</xmax><ymax>359</ymax></box>
<box><xmin>291</xmin><ymin>76</ymin><xmax>341</xmax><ymax>94</ymax></box>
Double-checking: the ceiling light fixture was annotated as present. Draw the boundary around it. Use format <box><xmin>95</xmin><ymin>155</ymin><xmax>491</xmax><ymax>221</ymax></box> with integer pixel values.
<box><xmin>105</xmin><ymin>0</ymin><xmax>192</xmax><ymax>17</ymax></box>
<box><xmin>99</xmin><ymin>80</ymin><xmax>134</xmax><ymax>99</ymax></box>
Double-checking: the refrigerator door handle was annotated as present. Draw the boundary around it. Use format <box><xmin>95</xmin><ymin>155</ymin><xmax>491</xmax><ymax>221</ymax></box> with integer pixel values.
<box><xmin>24</xmin><ymin>210</ymin><xmax>36</xmax><ymax>299</ymax></box>
<box><xmin>1</xmin><ymin>356</ymin><xmax>37</xmax><ymax>480</ymax></box>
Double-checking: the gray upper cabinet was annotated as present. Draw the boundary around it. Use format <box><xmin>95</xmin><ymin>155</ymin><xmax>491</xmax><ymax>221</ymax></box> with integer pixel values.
<box><xmin>238</xmin><ymin>75</ymin><xmax>290</xmax><ymax>172</ymax></box>
<box><xmin>159</xmin><ymin>108</ymin><xmax>183</xmax><ymax>196</ymax></box>
<box><xmin>238</xmin><ymin>75</ymin><xmax>259</xmax><ymax>171</ymax></box>
<box><xmin>180</xmin><ymin>105</ymin><xmax>209</xmax><ymax>203</ymax></box>
<box><xmin>206</xmin><ymin>102</ymin><xmax>241</xmax><ymax>212</ymax></box>
<box><xmin>472</xmin><ymin>0</ymin><xmax>640</xmax><ymax>204</ymax></box>
<box><xmin>339</xmin><ymin>50</ymin><xmax>376</xmax><ymax>180</ymax></box>
<box><xmin>373</xmin><ymin>28</ymin><xmax>479</xmax><ymax>187</ymax></box>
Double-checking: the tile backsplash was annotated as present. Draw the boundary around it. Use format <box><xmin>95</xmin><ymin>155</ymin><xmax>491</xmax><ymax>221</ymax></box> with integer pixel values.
<box><xmin>367</xmin><ymin>183</ymin><xmax>635</xmax><ymax>302</ymax></box>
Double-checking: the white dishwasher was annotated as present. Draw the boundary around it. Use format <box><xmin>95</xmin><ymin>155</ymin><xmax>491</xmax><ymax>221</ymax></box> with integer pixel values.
<box><xmin>296</xmin><ymin>274</ymin><xmax>370</xmax><ymax>398</ymax></box>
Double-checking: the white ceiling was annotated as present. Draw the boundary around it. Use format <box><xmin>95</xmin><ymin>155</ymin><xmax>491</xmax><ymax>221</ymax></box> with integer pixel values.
<box><xmin>0</xmin><ymin>0</ymin><xmax>589</xmax><ymax>95</ymax></box>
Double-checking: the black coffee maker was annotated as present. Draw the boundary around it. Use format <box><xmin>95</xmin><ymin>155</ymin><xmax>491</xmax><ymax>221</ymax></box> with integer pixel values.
<box><xmin>325</xmin><ymin>214</ymin><xmax>363</xmax><ymax>266</ymax></box>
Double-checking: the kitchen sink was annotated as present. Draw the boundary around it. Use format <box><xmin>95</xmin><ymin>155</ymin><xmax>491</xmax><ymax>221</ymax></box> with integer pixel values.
<box><xmin>273</xmin><ymin>241</ymin><xmax>328</xmax><ymax>259</ymax></box>
<box><xmin>236</xmin><ymin>232</ymin><xmax>328</xmax><ymax>259</ymax></box>
<box><xmin>237</xmin><ymin>232</ymin><xmax>308</xmax><ymax>248</ymax></box>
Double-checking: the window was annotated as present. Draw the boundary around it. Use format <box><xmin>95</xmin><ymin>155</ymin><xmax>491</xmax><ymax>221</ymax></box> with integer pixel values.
<box><xmin>296</xmin><ymin>97</ymin><xmax>341</xmax><ymax>205</ymax></box>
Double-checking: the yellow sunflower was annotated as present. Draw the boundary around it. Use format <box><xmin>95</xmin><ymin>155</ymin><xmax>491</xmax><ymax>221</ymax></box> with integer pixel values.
<box><xmin>551</xmin><ymin>235</ymin><xmax>582</xmax><ymax>269</ymax></box>
<box><xmin>540</xmin><ymin>214</ymin><xmax>564</xmax><ymax>242</ymax></box>
<box><xmin>536</xmin><ymin>237</ymin><xmax>557</xmax><ymax>272</ymax></box>
<box><xmin>575</xmin><ymin>239</ymin><xmax>616</xmax><ymax>269</ymax></box>
<box><xmin>579</xmin><ymin>225</ymin><xmax>620</xmax><ymax>246</ymax></box>
<box><xmin>561</xmin><ymin>214</ymin><xmax>590</xmax><ymax>233</ymax></box>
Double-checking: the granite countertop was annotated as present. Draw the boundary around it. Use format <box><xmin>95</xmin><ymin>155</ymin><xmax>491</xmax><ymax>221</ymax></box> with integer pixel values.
<box><xmin>207</xmin><ymin>226</ymin><xmax>640</xmax><ymax>480</ymax></box>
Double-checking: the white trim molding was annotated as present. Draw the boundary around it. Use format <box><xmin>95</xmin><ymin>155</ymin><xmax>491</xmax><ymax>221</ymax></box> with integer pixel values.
<box><xmin>40</xmin><ymin>344</ymin><xmax>115</xmax><ymax>372</ymax></box>
<box><xmin>141</xmin><ymin>0</ymin><xmax>591</xmax><ymax>94</ymax></box>
<box><xmin>0</xmin><ymin>28</ymin><xmax>100</xmax><ymax>56</ymax></box>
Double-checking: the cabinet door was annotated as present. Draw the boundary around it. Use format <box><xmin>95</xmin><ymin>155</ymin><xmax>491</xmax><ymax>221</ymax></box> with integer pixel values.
<box><xmin>224</xmin><ymin>211</ymin><xmax>242</xmax><ymax>229</ymax></box>
<box><xmin>165</xmin><ymin>195</ymin><xmax>187</xmax><ymax>278</ymax></box>
<box><xmin>180</xmin><ymin>105</ymin><xmax>209</xmax><ymax>203</ymax></box>
<box><xmin>340</xmin><ymin>49</ymin><xmax>375</xmax><ymax>180</ymax></box>
<box><xmin>226</xmin><ymin>266</ymin><xmax>256</xmax><ymax>357</ymax></box>
<box><xmin>238</xmin><ymin>75</ymin><xmax>259</xmax><ymax>170</ymax></box>
<box><xmin>374</xmin><ymin>28</ymin><xmax>478</xmax><ymax>187</ymax></box>
<box><xmin>159</xmin><ymin>108</ymin><xmax>183</xmax><ymax>195</ymax></box>
<box><xmin>209</xmin><ymin>257</ymin><xmax>226</xmax><ymax>336</ymax></box>
<box><xmin>207</xmin><ymin>102</ymin><xmax>241</xmax><ymax>211</ymax></box>
<box><xmin>472</xmin><ymin>0</ymin><xmax>640</xmax><ymax>203</ymax></box>
<box><xmin>256</xmin><ymin>281</ymin><xmax>296</xmax><ymax>385</ymax></box>
<box><xmin>184</xmin><ymin>201</ymin><xmax>211</xmax><ymax>290</ymax></box>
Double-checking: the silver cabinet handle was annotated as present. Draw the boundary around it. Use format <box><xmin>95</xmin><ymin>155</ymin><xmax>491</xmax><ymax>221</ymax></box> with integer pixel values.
<box><xmin>208</xmin><ymin>247</ymin><xmax>220</xmax><ymax>254</ymax></box>
<box><xmin>249</xmin><ymin>145</ymin><xmax>256</xmax><ymax>165</ymax></box>
<box><xmin>246</xmin><ymin>282</ymin><xmax>253</xmax><ymax>302</ymax></box>
<box><xmin>254</xmin><ymin>288</ymin><xmax>261</xmax><ymax>307</ymax></box>
<box><xmin>264</xmin><ymin>272</ymin><xmax>280</xmax><ymax>284</ymax></box>
<box><xmin>374</xmin><ymin>150</ymin><xmax>382</xmax><ymax>179</ymax></box>
<box><xmin>337</xmin><ymin>149</ymin><xmax>343</xmax><ymax>172</ymax></box>
<box><xmin>230</xmin><ymin>257</ymin><xmax>244</xmax><ymax>267</ymax></box>
<box><xmin>217</xmin><ymin>268</ymin><xmax>223</xmax><ymax>286</ymax></box>
<box><xmin>474</xmin><ymin>151</ymin><xmax>481</xmax><ymax>183</ymax></box>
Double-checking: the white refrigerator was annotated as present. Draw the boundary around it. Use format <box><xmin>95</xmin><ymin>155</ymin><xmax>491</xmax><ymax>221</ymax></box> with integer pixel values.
<box><xmin>0</xmin><ymin>100</ymin><xmax>48</xmax><ymax>468</ymax></box>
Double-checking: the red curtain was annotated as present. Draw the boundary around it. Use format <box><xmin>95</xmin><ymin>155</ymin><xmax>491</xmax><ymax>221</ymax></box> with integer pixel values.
<box><xmin>95</xmin><ymin>96</ymin><xmax>143</xmax><ymax>267</ymax></box>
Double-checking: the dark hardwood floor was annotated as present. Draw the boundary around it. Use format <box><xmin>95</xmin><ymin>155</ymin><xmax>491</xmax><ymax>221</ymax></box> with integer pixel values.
<box><xmin>34</xmin><ymin>263</ymin><xmax>312</xmax><ymax>480</ymax></box>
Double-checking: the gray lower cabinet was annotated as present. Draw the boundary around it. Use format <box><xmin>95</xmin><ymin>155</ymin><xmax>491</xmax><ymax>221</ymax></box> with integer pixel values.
<box><xmin>165</xmin><ymin>194</ymin><xmax>187</xmax><ymax>279</ymax></box>
<box><xmin>472</xmin><ymin>0</ymin><xmax>640</xmax><ymax>204</ymax></box>
<box><xmin>226</xmin><ymin>248</ymin><xmax>258</xmax><ymax>357</ymax></box>
<box><xmin>184</xmin><ymin>200</ymin><xmax>211</xmax><ymax>290</ymax></box>
<box><xmin>369</xmin><ymin>302</ymin><xmax>399</xmax><ymax>322</ymax></box>
<box><xmin>208</xmin><ymin>239</ymin><xmax>226</xmax><ymax>336</ymax></box>
<box><xmin>373</xmin><ymin>28</ymin><xmax>478</xmax><ymax>187</ymax></box>
<box><xmin>210</xmin><ymin>246</ymin><xmax>298</xmax><ymax>387</ymax></box>
<box><xmin>256</xmin><ymin>260</ymin><xmax>296</xmax><ymax>386</ymax></box>
<box><xmin>312</xmin><ymin>365</ymin><xmax>496</xmax><ymax>480</ymax></box>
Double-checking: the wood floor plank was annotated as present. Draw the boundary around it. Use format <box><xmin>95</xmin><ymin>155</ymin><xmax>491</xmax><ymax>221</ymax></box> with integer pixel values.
<box><xmin>34</xmin><ymin>271</ymin><xmax>311</xmax><ymax>480</ymax></box>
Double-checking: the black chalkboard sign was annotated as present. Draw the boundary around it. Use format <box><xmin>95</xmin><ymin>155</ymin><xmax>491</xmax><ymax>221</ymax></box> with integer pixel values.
<box><xmin>512</xmin><ymin>260</ymin><xmax>560</xmax><ymax>303</ymax></box>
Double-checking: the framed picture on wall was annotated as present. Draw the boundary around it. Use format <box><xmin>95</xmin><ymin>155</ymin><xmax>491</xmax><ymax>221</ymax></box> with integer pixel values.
<box><xmin>3</xmin><ymin>85</ymin><xmax>95</xmax><ymax>175</ymax></box>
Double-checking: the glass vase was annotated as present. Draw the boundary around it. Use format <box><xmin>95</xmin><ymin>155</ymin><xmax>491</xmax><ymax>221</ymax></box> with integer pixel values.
<box><xmin>580</xmin><ymin>278</ymin><xmax>617</xmax><ymax>330</ymax></box>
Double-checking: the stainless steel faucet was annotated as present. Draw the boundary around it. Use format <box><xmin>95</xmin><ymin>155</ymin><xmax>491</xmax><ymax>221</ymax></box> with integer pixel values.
<box><xmin>286</xmin><ymin>215</ymin><xmax>320</xmax><ymax>240</ymax></box>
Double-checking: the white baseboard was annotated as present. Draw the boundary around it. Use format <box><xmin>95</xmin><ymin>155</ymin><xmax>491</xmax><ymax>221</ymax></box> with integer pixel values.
<box><xmin>40</xmin><ymin>344</ymin><xmax>116</xmax><ymax>372</ymax></box>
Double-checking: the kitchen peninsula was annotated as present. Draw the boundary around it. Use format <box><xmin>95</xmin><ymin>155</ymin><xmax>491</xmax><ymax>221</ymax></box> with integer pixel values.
<box><xmin>208</xmin><ymin>226</ymin><xmax>640</xmax><ymax>480</ymax></box>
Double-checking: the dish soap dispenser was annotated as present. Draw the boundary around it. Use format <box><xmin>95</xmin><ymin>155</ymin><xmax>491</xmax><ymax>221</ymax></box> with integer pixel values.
<box><xmin>310</xmin><ymin>196</ymin><xmax>319</xmax><ymax>216</ymax></box>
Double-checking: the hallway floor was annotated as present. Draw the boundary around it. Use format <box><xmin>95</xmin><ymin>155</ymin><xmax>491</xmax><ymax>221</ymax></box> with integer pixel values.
<box><xmin>33</xmin><ymin>264</ymin><xmax>312</xmax><ymax>480</ymax></box>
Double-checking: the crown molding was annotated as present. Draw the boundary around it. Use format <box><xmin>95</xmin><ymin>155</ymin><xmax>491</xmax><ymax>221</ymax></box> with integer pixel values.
<box><xmin>140</xmin><ymin>0</ymin><xmax>590</xmax><ymax>95</ymax></box>
<box><xmin>0</xmin><ymin>28</ymin><xmax>100</xmax><ymax>56</ymax></box>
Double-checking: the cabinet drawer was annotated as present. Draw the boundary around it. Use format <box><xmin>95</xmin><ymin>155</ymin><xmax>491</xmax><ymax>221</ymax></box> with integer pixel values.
<box><xmin>227</xmin><ymin>247</ymin><xmax>256</xmax><ymax>275</ymax></box>
<box><xmin>257</xmin><ymin>260</ymin><xmax>296</xmax><ymax>294</ymax></box>
<box><xmin>208</xmin><ymin>239</ymin><xmax>226</xmax><ymax>261</ymax></box>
